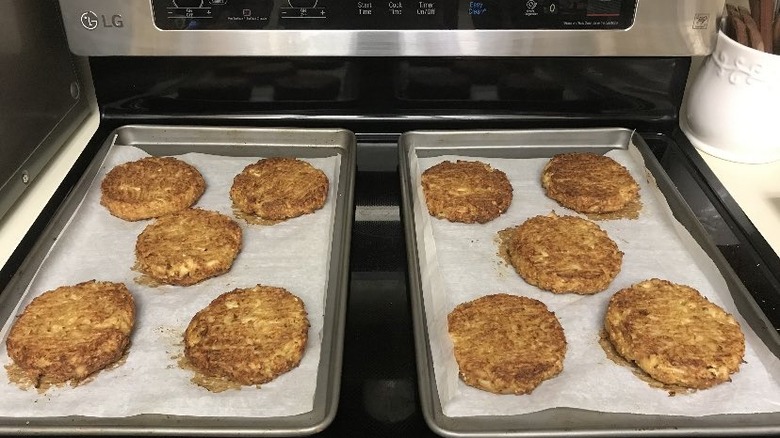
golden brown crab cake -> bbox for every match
[100,156,205,221]
[605,278,745,389]
[134,208,242,286]
[541,152,639,215]
[504,213,623,294]
[6,280,135,387]
[230,157,328,222]
[421,160,513,224]
[184,285,309,386]
[448,293,566,395]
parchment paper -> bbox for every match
[410,144,780,417]
[0,145,341,418]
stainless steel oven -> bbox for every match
[3,0,780,436]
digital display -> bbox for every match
[151,0,636,31]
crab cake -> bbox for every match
[6,280,135,386]
[184,285,309,386]
[605,279,745,389]
[421,160,513,224]
[542,152,639,215]
[448,294,566,395]
[135,208,242,286]
[101,156,205,221]
[505,213,622,294]
[230,157,328,222]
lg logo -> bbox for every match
[80,11,98,30]
[80,11,124,30]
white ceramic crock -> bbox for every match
[682,29,780,164]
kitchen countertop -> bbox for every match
[697,150,780,257]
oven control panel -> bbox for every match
[150,0,636,30]
[57,0,723,56]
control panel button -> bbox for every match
[468,0,507,29]
[543,1,559,15]
[345,1,378,28]
[380,1,446,29]
[280,8,328,18]
[222,0,272,28]
[356,1,374,16]
[416,1,437,16]
[280,0,327,28]
[387,2,403,16]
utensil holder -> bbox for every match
[682,29,780,164]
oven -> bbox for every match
[2,0,780,436]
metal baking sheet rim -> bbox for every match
[0,125,356,436]
[398,127,780,437]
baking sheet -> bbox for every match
[400,128,780,436]
[0,125,354,434]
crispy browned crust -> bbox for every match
[447,293,566,395]
[135,208,242,286]
[184,285,309,386]
[542,153,639,215]
[605,279,745,389]
[230,157,329,222]
[421,160,513,224]
[100,156,205,221]
[505,213,623,294]
[6,280,135,386]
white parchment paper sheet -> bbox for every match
[0,145,341,418]
[410,144,780,417]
